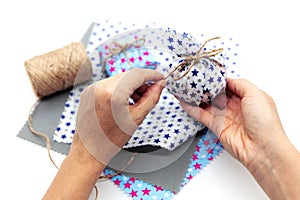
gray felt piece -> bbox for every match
[17,22,201,193]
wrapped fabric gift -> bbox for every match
[163,29,227,106]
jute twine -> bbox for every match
[25,41,136,199]
[164,37,223,80]
[24,42,93,98]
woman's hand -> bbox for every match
[75,68,166,165]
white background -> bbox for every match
[1,0,299,199]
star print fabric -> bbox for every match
[53,21,241,152]
[97,36,159,77]
[102,129,224,199]
[163,29,227,106]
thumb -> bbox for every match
[132,79,166,124]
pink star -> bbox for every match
[206,148,214,154]
[192,154,198,161]
[113,178,121,186]
[208,156,214,161]
[129,190,138,197]
[138,56,143,61]
[121,57,126,63]
[143,51,149,56]
[142,187,151,195]
[194,163,201,170]
[109,66,115,72]
[129,177,136,183]
[145,60,151,66]
[104,45,109,50]
[121,68,126,72]
[187,175,193,180]
[203,140,210,147]
[195,145,201,152]
[129,57,135,63]
[154,185,163,191]
[108,59,115,65]
[124,182,131,189]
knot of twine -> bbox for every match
[25,42,93,98]
[102,38,146,69]
[164,37,223,81]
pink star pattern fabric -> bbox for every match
[103,129,223,199]
[97,36,159,77]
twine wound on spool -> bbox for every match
[25,42,93,98]
[25,41,137,198]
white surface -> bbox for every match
[1,0,299,199]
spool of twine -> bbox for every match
[24,42,93,98]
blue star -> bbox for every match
[168,123,173,128]
[182,88,188,95]
[169,102,174,105]
[174,129,180,134]
[162,120,168,123]
[163,96,168,100]
[166,111,171,115]
[66,122,71,126]
[208,77,214,84]
[164,134,170,139]
[184,125,190,130]
[138,140,144,144]
[220,70,225,77]
[217,76,222,83]
[177,39,183,45]
[202,72,206,78]
[61,115,65,119]
[168,45,175,51]
[143,131,148,134]
[70,111,75,115]
[209,64,214,71]
[190,81,197,88]
[71,130,75,134]
[56,127,61,132]
[154,138,160,144]
[191,69,199,76]
[152,125,158,129]
[169,143,175,149]
[182,32,188,38]
[147,121,152,125]
[171,114,176,118]
[156,116,161,120]
[133,136,139,140]
[179,139,184,144]
[177,118,182,122]
[175,106,180,110]
[159,129,164,133]
[167,37,174,43]
[61,134,66,139]
[65,103,70,108]
[148,134,154,138]
[138,126,143,130]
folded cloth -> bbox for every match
[97,36,159,77]
[163,29,227,107]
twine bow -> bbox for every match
[164,37,223,81]
[102,38,146,69]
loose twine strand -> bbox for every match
[164,37,223,81]
[26,36,222,198]
[102,38,146,69]
[28,100,136,199]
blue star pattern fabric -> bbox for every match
[53,21,241,152]
[163,29,227,106]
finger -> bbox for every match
[179,100,213,129]
[132,79,166,124]
[131,93,141,102]
[227,78,258,98]
[135,84,149,95]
